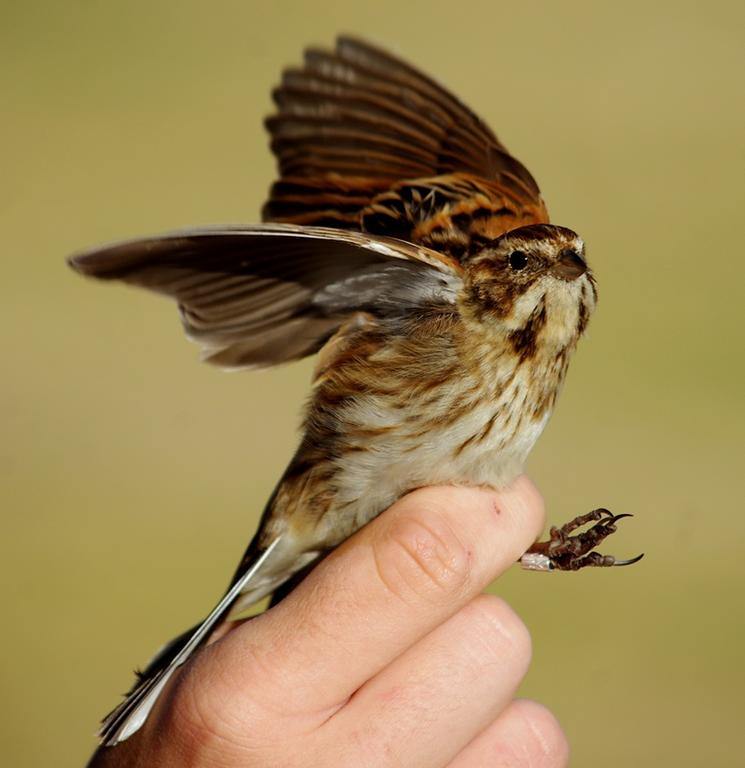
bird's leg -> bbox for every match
[519,509,643,572]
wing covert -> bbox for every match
[263,36,549,249]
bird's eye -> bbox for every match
[509,250,528,270]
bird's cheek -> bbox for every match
[461,281,511,324]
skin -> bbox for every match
[88,478,569,768]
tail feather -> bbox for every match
[98,540,282,746]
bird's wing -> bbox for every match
[69,223,462,370]
[263,35,548,241]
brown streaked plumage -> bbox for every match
[69,36,638,748]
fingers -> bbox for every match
[97,479,552,767]
[207,478,545,722]
[447,699,569,768]
[322,595,532,768]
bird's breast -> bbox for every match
[326,351,560,536]
[305,312,574,544]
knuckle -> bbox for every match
[512,700,569,767]
[375,503,472,602]
[164,674,235,757]
[163,653,253,757]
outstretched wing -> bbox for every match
[263,35,548,242]
[69,224,461,370]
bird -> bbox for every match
[69,35,641,747]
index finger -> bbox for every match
[202,478,544,717]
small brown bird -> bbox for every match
[70,36,640,746]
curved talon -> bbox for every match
[613,553,645,566]
[609,513,633,523]
[525,510,643,571]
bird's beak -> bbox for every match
[552,248,587,281]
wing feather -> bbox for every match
[263,36,546,239]
[69,224,461,370]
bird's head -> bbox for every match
[460,223,597,354]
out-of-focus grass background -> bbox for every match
[3,1,744,765]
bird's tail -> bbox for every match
[97,540,282,747]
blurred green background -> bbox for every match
[3,1,744,765]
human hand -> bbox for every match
[88,477,568,767]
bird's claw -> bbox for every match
[520,509,643,572]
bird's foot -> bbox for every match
[519,508,643,572]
